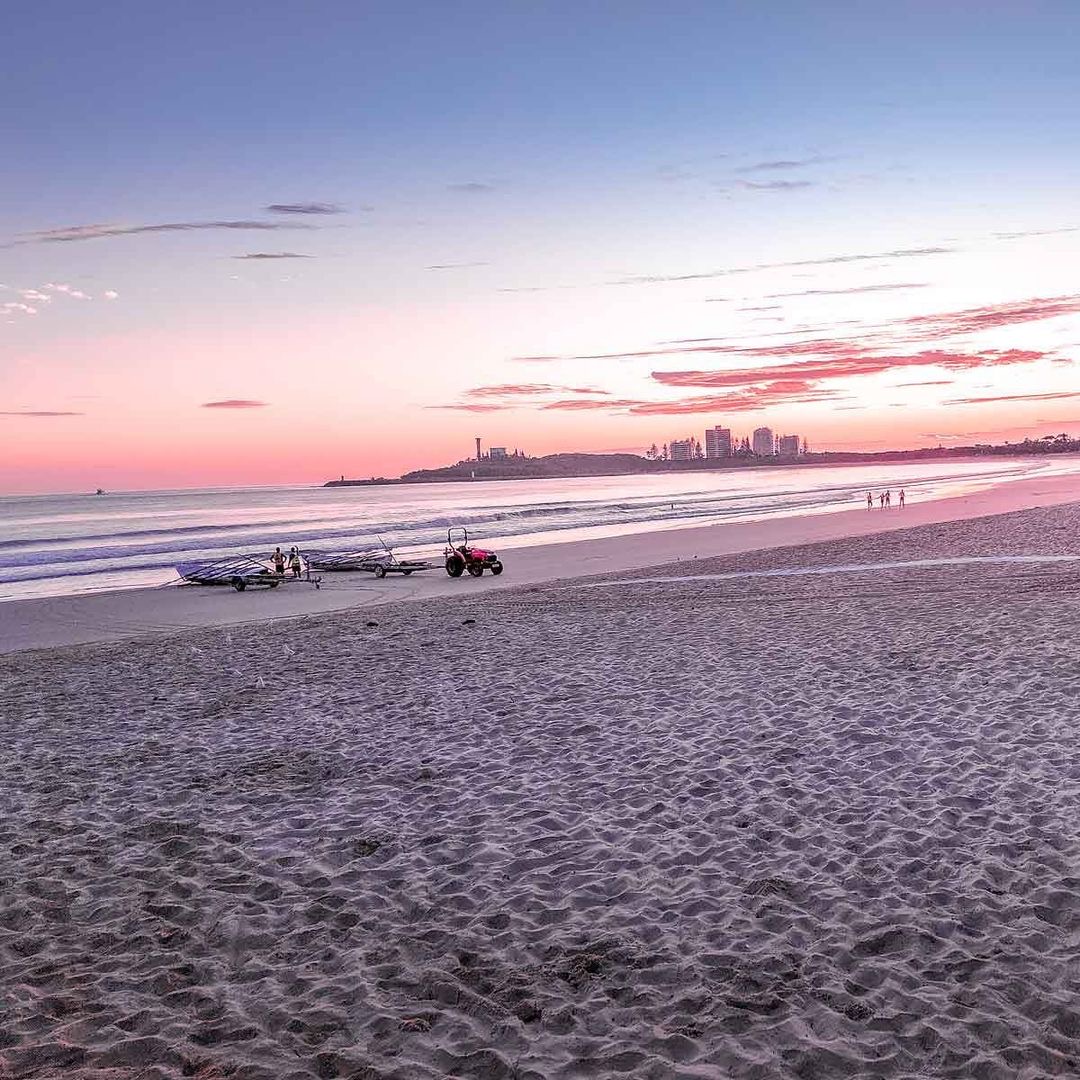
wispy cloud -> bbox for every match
[201,399,268,409]
[764,282,929,299]
[995,225,1078,240]
[265,202,345,215]
[465,383,610,398]
[944,390,1080,405]
[541,398,644,411]
[0,410,84,417]
[610,246,953,286]
[569,295,1080,362]
[735,155,836,174]
[736,179,815,191]
[19,221,315,244]
[2,281,120,322]
[652,349,1049,389]
[233,252,313,260]
[45,282,90,299]
[628,381,847,415]
[431,402,515,412]
[426,262,489,270]
[894,379,954,387]
[510,355,562,363]
[902,295,1080,338]
[448,182,495,193]
[738,304,783,312]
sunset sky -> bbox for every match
[2,1,1079,493]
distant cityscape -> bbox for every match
[468,425,806,465]
[647,425,807,463]
[328,431,1079,486]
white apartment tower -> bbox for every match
[752,426,775,456]
[704,426,733,459]
[778,434,800,459]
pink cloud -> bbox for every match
[541,398,645,410]
[465,383,611,398]
[943,390,1080,405]
[902,295,1080,338]
[0,410,84,417]
[629,380,847,415]
[201,399,268,409]
[651,349,1048,390]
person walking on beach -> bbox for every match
[899,488,906,508]
[288,547,302,579]
[272,547,286,576]
[866,491,873,510]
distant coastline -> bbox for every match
[325,436,1080,487]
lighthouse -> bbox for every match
[475,436,482,461]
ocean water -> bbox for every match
[1,458,1074,602]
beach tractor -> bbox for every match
[444,527,503,578]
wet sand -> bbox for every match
[2,501,1080,1077]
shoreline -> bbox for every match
[3,467,1080,655]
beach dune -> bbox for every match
[1,502,1080,1078]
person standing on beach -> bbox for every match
[879,492,886,509]
[885,489,892,508]
[272,547,286,575]
[289,547,302,579]
[866,491,873,510]
[899,488,906,508]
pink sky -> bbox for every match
[3,5,1079,493]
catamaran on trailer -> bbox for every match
[303,547,434,578]
[176,555,284,591]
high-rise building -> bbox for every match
[669,438,693,461]
[751,426,774,456]
[704,426,733,459]
[778,434,800,459]
[489,446,508,460]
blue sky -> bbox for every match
[2,1,1079,490]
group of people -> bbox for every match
[867,488,905,510]
[271,546,303,578]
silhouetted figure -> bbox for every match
[272,547,286,575]
[866,491,873,510]
[289,547,302,579]
[885,489,892,508]
[879,492,886,509]
[899,488,906,508]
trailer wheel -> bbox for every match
[491,562,503,576]
[231,577,246,592]
[373,565,386,579]
[403,570,413,576]
[268,579,279,588]
[468,563,484,577]
[446,556,465,577]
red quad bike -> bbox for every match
[444,527,504,578]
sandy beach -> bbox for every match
[2,497,1080,1079]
